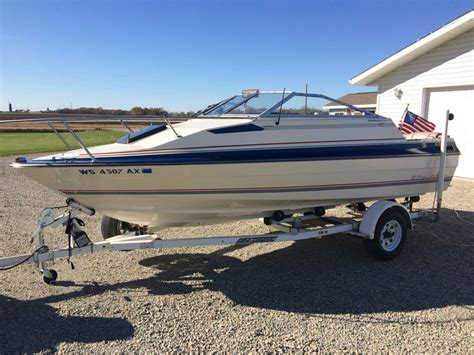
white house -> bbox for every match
[350,10,474,178]
[323,92,377,115]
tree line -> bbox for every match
[51,107,195,117]
[130,107,196,117]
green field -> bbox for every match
[0,130,125,156]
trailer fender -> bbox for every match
[360,201,412,239]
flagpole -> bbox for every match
[399,104,409,125]
[435,109,452,220]
[398,104,410,131]
[401,103,409,120]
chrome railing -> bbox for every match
[1,116,188,161]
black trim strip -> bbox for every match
[61,177,451,195]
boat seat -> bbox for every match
[403,131,441,140]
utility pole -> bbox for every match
[304,84,308,115]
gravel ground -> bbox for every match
[0,155,473,352]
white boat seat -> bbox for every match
[403,131,441,140]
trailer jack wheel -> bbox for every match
[364,209,408,260]
[42,269,58,284]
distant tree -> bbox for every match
[144,107,168,116]
[131,106,145,115]
[169,110,195,117]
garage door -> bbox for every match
[426,86,474,178]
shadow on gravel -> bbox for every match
[0,295,134,352]
[135,208,474,315]
[12,209,473,322]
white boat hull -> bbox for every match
[11,91,461,229]
[16,154,458,228]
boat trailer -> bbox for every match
[0,198,429,284]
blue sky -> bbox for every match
[1,0,472,112]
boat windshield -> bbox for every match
[198,91,377,118]
[226,93,289,115]
[203,95,249,116]
[269,94,377,117]
[200,92,288,117]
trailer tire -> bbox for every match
[364,209,408,260]
[101,216,132,240]
[43,269,58,284]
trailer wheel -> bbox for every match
[43,269,58,284]
[364,209,408,260]
[101,216,132,239]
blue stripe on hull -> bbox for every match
[20,142,453,167]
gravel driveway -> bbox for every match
[0,155,473,352]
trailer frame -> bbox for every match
[0,198,428,284]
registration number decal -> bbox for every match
[78,168,152,175]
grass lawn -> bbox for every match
[0,130,125,156]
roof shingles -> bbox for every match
[326,92,377,107]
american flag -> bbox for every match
[399,110,436,134]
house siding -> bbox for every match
[373,28,474,121]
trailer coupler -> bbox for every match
[25,199,94,283]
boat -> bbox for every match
[11,90,460,230]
